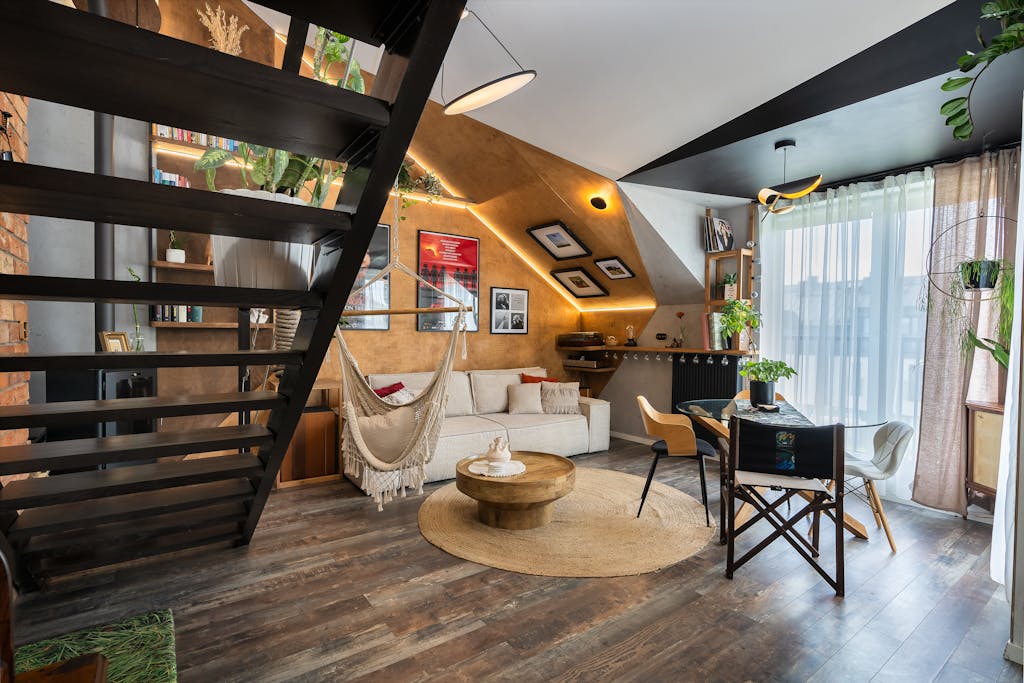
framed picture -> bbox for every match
[704,216,735,252]
[527,221,591,261]
[417,230,480,332]
[551,267,608,298]
[343,223,391,330]
[594,257,635,280]
[490,287,528,334]
[98,331,130,352]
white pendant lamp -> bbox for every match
[441,9,536,116]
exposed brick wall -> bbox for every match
[0,92,29,456]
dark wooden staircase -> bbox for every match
[0,0,465,589]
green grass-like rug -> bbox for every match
[15,609,177,682]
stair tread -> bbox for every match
[0,164,352,244]
[20,502,249,557]
[0,274,321,309]
[0,424,274,476]
[0,390,284,430]
[0,1,390,161]
[9,479,254,539]
[0,349,303,372]
[0,455,263,509]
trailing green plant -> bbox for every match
[740,358,797,383]
[720,299,761,349]
[420,171,443,196]
[126,266,145,352]
[721,272,738,286]
[940,1,1024,140]
[941,258,1014,368]
[312,27,365,93]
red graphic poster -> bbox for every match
[417,230,479,332]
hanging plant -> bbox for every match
[940,1,1024,140]
[942,257,1014,368]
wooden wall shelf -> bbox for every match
[151,260,214,272]
[151,322,274,330]
[559,345,755,356]
[562,366,616,374]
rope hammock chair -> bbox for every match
[335,207,470,510]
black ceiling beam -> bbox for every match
[622,0,987,181]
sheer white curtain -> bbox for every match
[760,170,934,499]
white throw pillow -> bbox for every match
[470,372,522,414]
[356,406,416,464]
[381,387,417,405]
[541,382,581,415]
[507,383,544,415]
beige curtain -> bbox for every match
[914,148,1019,513]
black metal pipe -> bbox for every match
[90,0,115,350]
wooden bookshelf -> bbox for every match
[151,260,214,272]
[151,321,274,330]
[562,366,617,374]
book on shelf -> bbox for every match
[151,123,238,151]
[701,312,710,350]
[703,216,735,252]
[152,169,191,188]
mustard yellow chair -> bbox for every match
[636,396,715,525]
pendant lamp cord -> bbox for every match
[465,10,527,71]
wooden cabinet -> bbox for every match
[278,408,339,487]
[966,400,1003,510]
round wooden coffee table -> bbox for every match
[455,452,575,530]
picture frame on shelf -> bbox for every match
[342,223,391,331]
[704,216,735,252]
[98,331,131,352]
[594,257,635,280]
[551,267,608,298]
[416,230,480,332]
[490,287,528,334]
[527,221,591,260]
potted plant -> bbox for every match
[720,299,761,350]
[942,258,1014,368]
[740,358,797,407]
[959,259,1001,289]
[165,231,186,263]
[720,272,738,300]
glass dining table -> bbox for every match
[676,398,881,544]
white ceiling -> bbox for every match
[435,0,958,179]
[246,1,957,180]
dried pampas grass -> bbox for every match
[197,3,249,56]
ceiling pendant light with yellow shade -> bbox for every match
[441,9,536,116]
[758,139,822,216]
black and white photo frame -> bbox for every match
[594,256,635,280]
[527,221,591,261]
[490,287,529,334]
[551,267,608,298]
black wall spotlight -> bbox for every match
[590,196,607,210]
[0,111,13,162]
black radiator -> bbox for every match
[671,354,742,409]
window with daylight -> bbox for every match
[759,169,935,498]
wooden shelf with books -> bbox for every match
[151,321,274,330]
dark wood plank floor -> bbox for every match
[14,439,1022,682]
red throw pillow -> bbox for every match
[521,374,559,384]
[373,382,405,398]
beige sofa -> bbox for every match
[345,366,610,492]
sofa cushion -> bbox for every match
[507,383,543,414]
[521,373,559,384]
[469,371,522,415]
[541,381,581,415]
[367,371,473,417]
[479,412,589,456]
[373,381,405,398]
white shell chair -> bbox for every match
[844,421,914,552]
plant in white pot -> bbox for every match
[739,358,797,407]
[165,231,186,263]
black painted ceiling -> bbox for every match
[620,0,1024,197]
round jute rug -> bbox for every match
[418,467,716,577]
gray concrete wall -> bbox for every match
[27,102,153,403]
